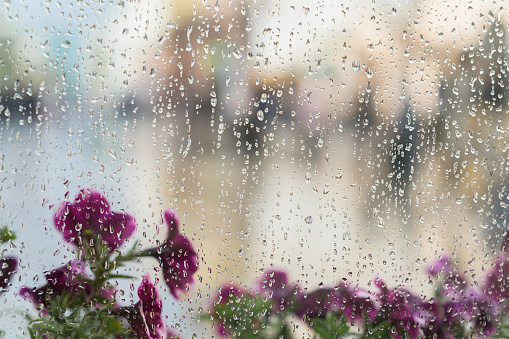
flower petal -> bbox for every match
[99,211,136,250]
[0,257,17,293]
[72,188,111,225]
[132,275,167,339]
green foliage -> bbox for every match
[495,324,509,338]
[213,295,273,337]
[28,307,135,339]
[309,313,350,339]
[362,320,394,338]
[25,233,136,338]
[0,225,16,244]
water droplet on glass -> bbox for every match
[335,168,343,180]
[257,110,264,121]
[218,123,225,134]
[233,48,242,59]
[304,216,313,224]
[352,61,360,71]
[365,67,373,78]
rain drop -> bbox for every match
[257,110,264,121]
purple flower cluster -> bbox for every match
[212,241,509,339]
[295,281,376,323]
[20,261,93,311]
[50,189,198,298]
[18,188,198,339]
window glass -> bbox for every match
[1,1,507,337]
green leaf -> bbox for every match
[28,327,37,339]
[107,274,137,280]
[30,318,63,335]
[0,225,16,244]
[101,317,123,334]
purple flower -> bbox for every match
[423,257,500,339]
[117,275,167,339]
[295,282,376,323]
[484,255,509,302]
[215,283,247,305]
[256,269,299,311]
[426,253,452,276]
[373,277,422,339]
[54,188,136,251]
[338,284,377,323]
[151,210,198,300]
[20,261,92,311]
[418,299,452,338]
[466,288,499,336]
[295,287,336,321]
[0,257,17,294]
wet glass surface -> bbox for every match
[0,1,508,337]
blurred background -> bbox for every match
[0,0,508,337]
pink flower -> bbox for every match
[54,188,136,251]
